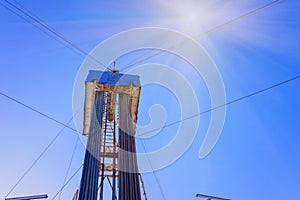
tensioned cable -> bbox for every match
[57,137,80,200]
[0,2,86,65]
[28,73,298,200]
[3,0,107,69]
[0,1,83,60]
[137,74,300,200]
[4,116,75,198]
[0,91,79,133]
[120,0,284,71]
[1,0,284,72]
[4,105,83,198]
[139,75,300,137]
[51,164,84,200]
[1,75,299,147]
[0,0,286,142]
[2,74,298,198]
[0,0,108,70]
[123,1,283,198]
[1,0,284,76]
[139,140,167,200]
[0,0,291,197]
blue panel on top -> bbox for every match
[86,70,141,87]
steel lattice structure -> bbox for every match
[74,70,147,200]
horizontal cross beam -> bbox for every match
[196,193,230,200]
[5,194,48,200]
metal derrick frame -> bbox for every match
[95,82,147,200]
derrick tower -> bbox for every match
[74,70,147,200]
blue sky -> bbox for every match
[0,0,300,199]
